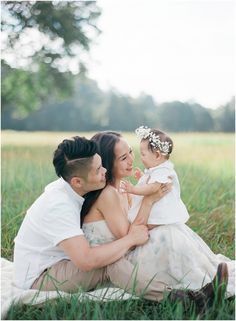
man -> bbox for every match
[14,136,228,311]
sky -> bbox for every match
[86,0,235,109]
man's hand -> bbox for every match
[128,224,149,246]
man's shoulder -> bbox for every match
[44,178,68,197]
[39,179,72,208]
[44,178,64,192]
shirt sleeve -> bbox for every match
[41,202,84,246]
[148,168,171,184]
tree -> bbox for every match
[133,94,158,128]
[212,97,235,132]
[1,60,75,118]
[190,103,214,131]
[157,101,196,132]
[1,1,101,115]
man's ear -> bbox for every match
[70,176,85,189]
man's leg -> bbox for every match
[106,257,172,301]
[31,259,108,293]
[106,258,229,309]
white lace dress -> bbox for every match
[82,220,235,297]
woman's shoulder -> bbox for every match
[99,185,119,200]
[96,185,121,210]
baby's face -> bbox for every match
[140,140,159,169]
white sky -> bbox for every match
[87,0,235,109]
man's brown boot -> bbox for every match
[168,262,229,313]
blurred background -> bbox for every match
[1,0,235,132]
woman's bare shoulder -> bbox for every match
[97,185,119,203]
[101,185,118,197]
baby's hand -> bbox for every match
[120,180,134,193]
[134,167,143,180]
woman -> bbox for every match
[81,131,234,296]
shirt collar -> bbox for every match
[61,178,85,207]
[144,160,173,174]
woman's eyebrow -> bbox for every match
[118,153,126,159]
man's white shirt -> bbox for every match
[14,178,84,289]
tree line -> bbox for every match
[1,1,234,133]
[2,76,235,132]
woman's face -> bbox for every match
[113,137,134,179]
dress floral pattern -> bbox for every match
[82,220,235,296]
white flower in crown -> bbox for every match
[135,126,172,154]
[161,142,171,154]
[135,126,151,139]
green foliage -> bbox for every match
[189,103,214,131]
[2,1,100,52]
[2,75,235,132]
[157,101,196,132]
[1,61,75,117]
[212,97,235,132]
[1,1,101,115]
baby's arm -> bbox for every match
[122,181,162,196]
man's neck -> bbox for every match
[70,184,85,197]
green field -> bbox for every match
[1,130,235,320]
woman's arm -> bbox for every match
[96,186,130,238]
[95,183,172,238]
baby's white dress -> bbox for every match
[128,160,189,225]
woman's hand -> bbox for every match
[143,182,172,205]
[128,224,149,246]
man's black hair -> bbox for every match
[53,136,98,182]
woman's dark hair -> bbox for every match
[53,136,98,182]
[81,131,122,225]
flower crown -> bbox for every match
[135,126,172,155]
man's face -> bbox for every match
[83,153,107,193]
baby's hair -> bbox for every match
[144,129,173,159]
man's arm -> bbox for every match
[59,224,149,271]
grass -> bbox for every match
[1,130,235,320]
[6,296,236,320]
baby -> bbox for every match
[124,126,189,227]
